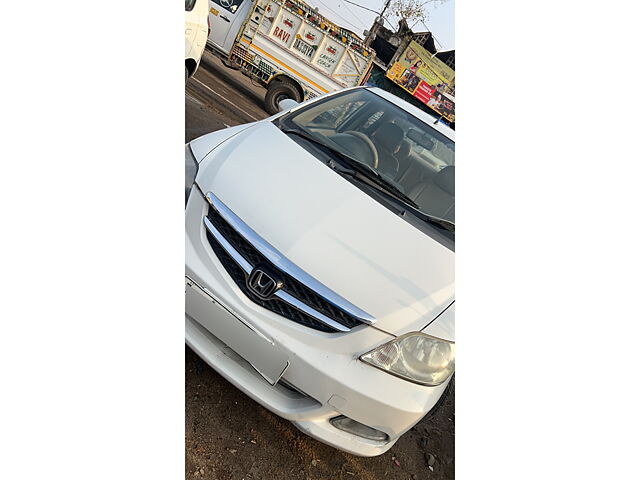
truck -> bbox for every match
[206,0,375,114]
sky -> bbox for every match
[307,0,455,51]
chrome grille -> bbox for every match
[203,192,375,333]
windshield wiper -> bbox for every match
[282,128,418,205]
[282,128,454,233]
[404,209,455,232]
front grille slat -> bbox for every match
[206,229,337,332]
[203,196,367,333]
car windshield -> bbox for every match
[279,89,454,223]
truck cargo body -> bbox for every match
[206,0,375,112]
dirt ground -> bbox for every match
[186,347,454,480]
[185,51,455,480]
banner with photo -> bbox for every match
[386,40,455,122]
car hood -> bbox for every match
[194,121,454,336]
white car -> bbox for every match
[185,87,455,456]
[185,0,209,81]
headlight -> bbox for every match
[360,332,455,386]
[185,144,199,206]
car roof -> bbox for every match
[364,87,455,141]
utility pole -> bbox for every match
[364,0,392,47]
[380,0,392,18]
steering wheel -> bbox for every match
[339,131,379,169]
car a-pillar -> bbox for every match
[264,75,304,115]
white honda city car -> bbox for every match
[185,87,455,456]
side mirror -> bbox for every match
[278,98,299,112]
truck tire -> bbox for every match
[265,79,302,115]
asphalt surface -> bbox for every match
[185,49,455,480]
[186,52,268,142]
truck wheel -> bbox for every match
[265,79,302,115]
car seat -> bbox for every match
[407,165,455,222]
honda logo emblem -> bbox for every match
[247,267,282,299]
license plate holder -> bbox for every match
[186,277,290,385]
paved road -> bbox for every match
[186,52,268,142]
[185,49,455,480]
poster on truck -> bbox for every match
[386,40,455,122]
[314,36,346,75]
[292,24,323,59]
[270,10,302,48]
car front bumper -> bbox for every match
[185,190,450,456]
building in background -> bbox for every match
[365,18,455,126]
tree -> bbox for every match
[387,0,449,27]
